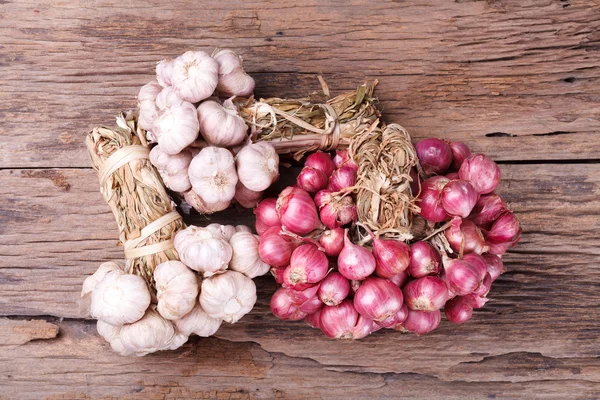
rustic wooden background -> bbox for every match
[1,0,600,398]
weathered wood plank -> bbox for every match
[0,319,598,400]
[1,0,600,168]
[0,318,58,346]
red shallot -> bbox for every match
[283,244,328,290]
[449,141,471,171]
[444,296,473,324]
[459,154,501,195]
[254,198,281,235]
[418,176,450,223]
[415,138,453,175]
[372,237,411,278]
[354,277,404,322]
[441,180,478,218]
[297,167,329,193]
[338,230,377,280]
[270,288,307,321]
[258,227,297,267]
[318,272,351,306]
[401,309,441,335]
[403,276,449,311]
[319,228,345,257]
[305,151,335,176]
[329,166,357,192]
[277,186,321,235]
[320,300,376,339]
[445,217,489,255]
[407,241,442,278]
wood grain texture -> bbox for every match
[0,318,58,346]
[1,0,600,168]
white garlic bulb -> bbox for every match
[171,51,219,103]
[234,180,263,209]
[174,303,222,337]
[229,232,270,278]
[199,271,257,323]
[156,59,174,88]
[97,320,133,356]
[205,223,237,241]
[154,261,199,320]
[119,308,188,356]
[212,49,255,97]
[90,270,151,326]
[153,98,199,155]
[197,100,247,147]
[149,145,193,192]
[183,189,231,214]
[174,225,233,276]
[81,261,123,297]
[137,81,162,132]
[235,142,279,192]
[155,86,184,110]
[235,225,252,233]
[189,147,238,204]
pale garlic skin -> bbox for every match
[154,261,199,321]
[234,180,263,209]
[199,270,257,323]
[205,223,237,241]
[96,320,133,356]
[182,189,231,214]
[81,261,123,297]
[171,51,219,103]
[173,225,233,276]
[197,100,248,147]
[174,302,222,337]
[156,59,174,88]
[235,142,279,192]
[149,145,193,192]
[119,308,188,357]
[152,97,199,155]
[188,146,238,204]
[137,80,162,132]
[235,225,252,233]
[212,49,255,97]
[229,232,269,279]
[90,270,151,327]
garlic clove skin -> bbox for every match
[171,51,219,103]
[149,146,193,192]
[235,142,279,192]
[81,261,123,297]
[199,270,257,323]
[182,190,231,214]
[90,270,151,326]
[119,308,187,356]
[234,180,263,209]
[153,101,199,155]
[174,303,222,337]
[189,147,238,204]
[156,59,175,88]
[97,320,134,356]
[154,261,200,321]
[212,49,255,97]
[173,226,233,276]
[197,100,248,147]
[229,232,270,278]
[235,225,252,233]
[205,223,237,241]
[137,81,162,132]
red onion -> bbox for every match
[254,198,281,235]
[270,288,307,321]
[298,295,324,314]
[270,267,286,284]
[320,300,376,339]
[319,228,345,257]
[459,154,501,195]
[304,309,322,329]
[403,276,449,311]
[338,230,376,280]
[377,304,409,328]
[473,273,493,297]
[444,297,473,324]
[469,194,508,228]
[277,186,321,235]
[297,166,329,193]
[445,217,489,255]
[441,180,478,218]
[354,277,404,321]
[445,172,459,180]
[372,237,411,278]
[443,255,487,296]
[319,196,357,229]
[415,138,452,175]
[449,141,471,171]
[407,241,442,278]
[388,272,409,287]
[464,293,489,309]
[258,227,298,267]
[350,279,361,295]
[305,151,335,176]
[283,244,328,290]
[417,176,450,223]
[332,150,358,171]
[440,271,458,300]
[486,211,521,244]
[487,241,510,255]
[318,272,351,306]
[314,189,333,209]
[401,309,441,335]
[462,253,488,276]
[235,181,263,209]
[409,168,422,196]
[483,254,505,281]
[329,166,357,192]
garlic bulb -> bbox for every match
[171,51,219,103]
[235,225,252,233]
[137,81,162,131]
[183,189,231,214]
[153,96,199,155]
[81,261,123,297]
[212,49,255,97]
[196,100,247,147]
[189,147,238,204]
[97,320,133,356]
[206,223,237,241]
[235,142,279,192]
[199,270,257,323]
[156,59,174,88]
[174,303,222,337]
[155,86,184,110]
[149,145,193,192]
[229,232,269,278]
[90,270,151,326]
[154,261,199,320]
[174,225,233,276]
[119,308,188,356]
[234,180,263,209]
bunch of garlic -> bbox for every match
[138,49,279,214]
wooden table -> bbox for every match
[2,0,599,398]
